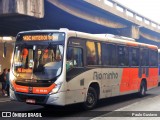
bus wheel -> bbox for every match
[138,81,146,97]
[83,87,97,110]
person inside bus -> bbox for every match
[42,49,62,77]
[37,49,51,73]
[43,49,50,64]
[55,51,61,61]
[54,51,62,75]
[22,48,28,68]
[43,49,57,63]
[66,48,74,71]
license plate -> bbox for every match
[26,99,36,104]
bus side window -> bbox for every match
[140,48,149,67]
[158,50,160,75]
[131,47,139,66]
[86,41,97,65]
[118,45,129,66]
[101,43,117,66]
[158,51,160,65]
[66,47,83,70]
[149,49,158,67]
[97,43,102,65]
[101,43,109,65]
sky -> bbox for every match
[115,0,160,23]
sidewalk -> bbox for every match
[0,84,9,98]
[0,89,9,100]
[91,95,160,120]
[0,87,11,102]
[0,88,10,102]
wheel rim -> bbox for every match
[86,92,95,107]
[141,86,145,95]
[141,83,146,95]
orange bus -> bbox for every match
[9,29,158,109]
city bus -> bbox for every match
[9,28,158,109]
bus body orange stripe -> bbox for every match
[120,68,158,93]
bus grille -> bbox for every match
[15,93,48,104]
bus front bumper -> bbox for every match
[10,89,65,106]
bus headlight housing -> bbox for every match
[49,82,62,94]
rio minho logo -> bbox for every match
[2,112,11,117]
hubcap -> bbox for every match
[87,92,95,106]
[141,85,145,95]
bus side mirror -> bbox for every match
[3,42,7,58]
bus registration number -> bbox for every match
[26,99,36,104]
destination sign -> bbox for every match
[17,32,65,42]
[23,35,58,41]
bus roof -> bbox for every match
[17,28,158,49]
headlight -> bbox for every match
[49,82,62,94]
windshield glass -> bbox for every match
[13,43,64,80]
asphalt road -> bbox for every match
[0,86,160,120]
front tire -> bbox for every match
[83,87,98,110]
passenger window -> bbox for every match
[140,48,149,66]
[102,43,109,65]
[131,47,139,66]
[86,41,97,65]
[158,52,160,65]
[118,46,129,66]
[97,43,102,65]
[102,43,117,66]
[66,47,83,70]
[149,50,158,67]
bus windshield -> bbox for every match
[12,42,64,80]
